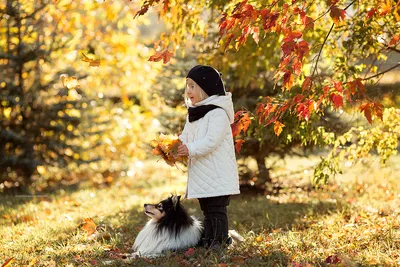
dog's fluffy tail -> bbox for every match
[228,229,244,243]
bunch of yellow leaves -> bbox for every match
[150,134,188,166]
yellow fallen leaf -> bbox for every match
[28,257,39,267]
[81,218,96,236]
[1,258,14,267]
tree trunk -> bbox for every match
[256,155,272,185]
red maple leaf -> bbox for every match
[293,94,304,103]
[326,255,341,264]
[330,5,346,25]
[296,102,311,121]
[282,31,302,43]
[297,40,309,61]
[359,103,372,123]
[302,76,312,92]
[261,9,279,30]
[231,122,241,137]
[366,8,377,19]
[232,111,251,136]
[301,14,314,31]
[223,34,235,52]
[292,60,302,75]
[330,93,343,109]
[163,0,170,13]
[389,34,400,46]
[283,71,294,90]
[235,139,245,154]
[184,247,195,257]
[281,40,296,56]
[333,81,343,92]
[373,102,384,121]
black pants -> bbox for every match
[198,195,230,243]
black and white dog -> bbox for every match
[132,195,203,257]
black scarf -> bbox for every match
[188,104,221,122]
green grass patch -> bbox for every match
[1,156,399,266]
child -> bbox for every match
[177,65,240,249]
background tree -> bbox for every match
[0,0,162,192]
[0,0,105,190]
[135,0,400,186]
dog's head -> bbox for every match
[143,195,181,221]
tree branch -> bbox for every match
[362,63,400,81]
[311,0,357,79]
[311,23,334,78]
[344,0,357,11]
[387,46,400,54]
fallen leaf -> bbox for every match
[326,255,341,264]
[28,257,39,266]
[142,258,152,264]
[232,256,247,263]
[184,247,195,256]
[81,218,96,236]
[1,258,14,267]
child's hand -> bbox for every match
[177,144,189,157]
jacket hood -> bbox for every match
[186,92,235,124]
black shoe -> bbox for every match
[225,236,233,246]
[201,238,212,248]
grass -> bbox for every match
[1,155,399,266]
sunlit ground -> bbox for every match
[1,155,399,266]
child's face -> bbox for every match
[186,78,205,105]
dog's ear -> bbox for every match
[171,195,181,209]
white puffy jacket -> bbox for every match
[179,93,240,199]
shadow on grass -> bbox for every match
[88,194,341,266]
[178,194,339,233]
[0,182,91,220]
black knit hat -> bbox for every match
[186,65,226,96]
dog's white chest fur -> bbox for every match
[133,216,202,257]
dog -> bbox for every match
[132,195,203,257]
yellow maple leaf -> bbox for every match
[81,52,101,67]
[150,134,187,166]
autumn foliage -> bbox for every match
[135,0,400,158]
[150,134,188,166]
